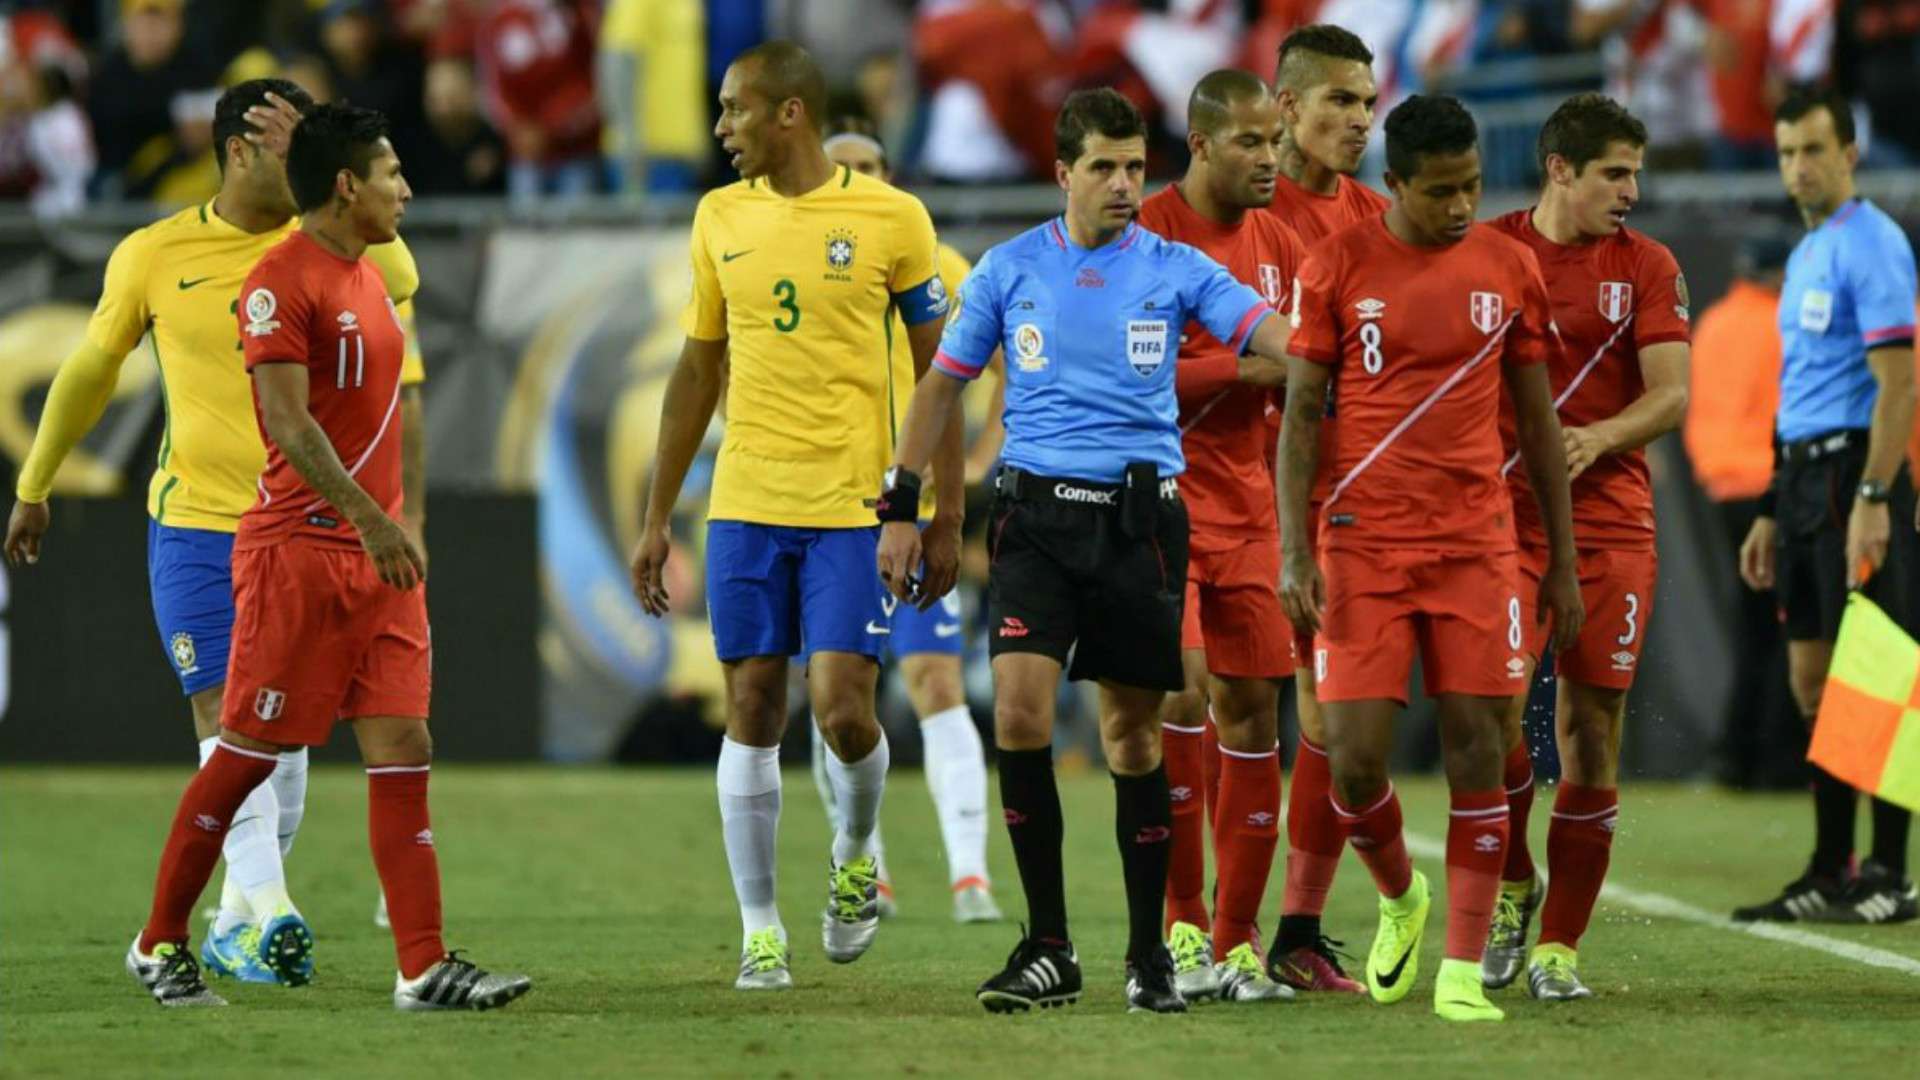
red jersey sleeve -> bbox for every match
[1287,249,1341,366]
[1504,249,1558,370]
[240,257,317,371]
[1632,240,1692,349]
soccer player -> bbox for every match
[1476,94,1692,1001]
[630,42,962,991]
[127,102,528,1011]
[5,79,426,988]
[808,119,1004,925]
[876,88,1295,1014]
[1261,24,1391,994]
[1735,87,1920,924]
[1278,95,1584,1024]
[1133,69,1302,1004]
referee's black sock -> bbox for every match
[1869,797,1911,877]
[1811,765,1858,878]
[1113,764,1172,965]
[998,747,1069,944]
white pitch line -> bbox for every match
[1403,833,1920,977]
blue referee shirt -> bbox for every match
[934,218,1272,483]
[1776,198,1919,442]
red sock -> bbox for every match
[1332,783,1413,899]
[369,765,446,978]
[1201,710,1223,830]
[1212,746,1282,957]
[140,743,279,952]
[1502,742,1536,883]
[1161,723,1210,933]
[1283,735,1343,916]
[1538,784,1618,950]
[1445,789,1510,962]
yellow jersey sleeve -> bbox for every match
[888,195,941,296]
[85,228,155,357]
[936,243,972,308]
[683,195,727,341]
[365,236,420,305]
[396,298,425,385]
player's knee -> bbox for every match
[389,723,433,763]
[1329,762,1389,808]
[902,658,964,717]
[1158,687,1206,728]
[994,698,1053,750]
[1102,718,1160,775]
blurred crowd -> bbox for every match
[0,0,1913,216]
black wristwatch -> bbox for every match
[1858,479,1891,504]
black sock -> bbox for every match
[1113,765,1172,965]
[998,747,1068,944]
[1811,765,1858,877]
[1276,913,1323,954]
[1870,797,1911,877]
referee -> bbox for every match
[874,88,1294,1014]
[1736,87,1920,924]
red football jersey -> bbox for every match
[1268,172,1391,244]
[237,230,409,552]
[1288,218,1559,552]
[1137,183,1305,538]
[1489,209,1690,551]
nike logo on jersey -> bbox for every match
[722,250,754,262]
[934,622,961,638]
[178,276,214,290]
[865,621,891,635]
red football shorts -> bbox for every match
[222,542,432,746]
[1314,547,1526,704]
[1517,543,1656,690]
[1291,501,1321,674]
[1180,529,1293,678]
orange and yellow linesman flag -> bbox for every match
[1810,593,1920,811]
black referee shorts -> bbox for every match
[985,470,1189,692]
[1774,432,1919,641]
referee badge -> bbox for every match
[1127,320,1168,377]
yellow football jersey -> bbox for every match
[85,201,420,532]
[684,165,942,528]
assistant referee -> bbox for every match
[1736,87,1920,925]
[874,88,1295,1015]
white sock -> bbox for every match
[202,737,295,926]
[272,748,309,857]
[826,730,890,865]
[920,705,991,886]
[717,737,785,945]
[809,722,840,832]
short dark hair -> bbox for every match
[286,102,391,212]
[1275,24,1374,91]
[1537,93,1647,175]
[213,78,315,175]
[734,40,828,131]
[1188,68,1272,137]
[1056,87,1145,165]
[1384,94,1478,181]
[1775,86,1855,146]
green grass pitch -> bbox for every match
[3,766,1916,1077]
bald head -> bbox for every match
[1275,24,1374,93]
[733,40,828,133]
[1188,68,1273,137]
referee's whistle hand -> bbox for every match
[1738,516,1776,591]
[1280,554,1324,636]
[631,527,672,617]
[877,522,923,605]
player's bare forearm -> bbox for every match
[1508,362,1577,566]
[400,387,426,530]
[1862,345,1916,487]
[892,370,964,477]
[1584,342,1690,454]
[254,365,386,528]
[15,341,127,502]
[643,336,726,528]
[1278,357,1327,564]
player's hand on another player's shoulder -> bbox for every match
[4,499,49,567]
[916,513,962,611]
[357,511,426,591]
[1539,558,1585,654]
[1279,550,1324,636]
[1738,515,1777,591]
[876,521,924,607]
[631,523,672,617]
[1562,425,1605,481]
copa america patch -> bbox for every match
[244,287,281,337]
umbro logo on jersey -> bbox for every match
[722,249,754,262]
[1611,650,1637,670]
[1506,657,1527,677]
[178,276,214,290]
[1474,833,1502,853]
[1355,298,1387,320]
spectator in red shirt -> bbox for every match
[473,0,602,200]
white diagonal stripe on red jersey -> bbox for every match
[302,374,404,512]
[1500,314,1634,479]
[1328,313,1519,509]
